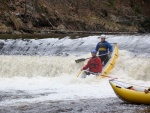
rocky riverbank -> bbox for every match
[0,0,149,35]
[0,97,150,113]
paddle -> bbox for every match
[77,70,82,77]
[75,53,109,63]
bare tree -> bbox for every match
[88,0,92,10]
[76,0,80,14]
[33,0,39,12]
[24,0,27,17]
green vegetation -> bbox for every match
[130,0,141,14]
[134,6,141,14]
[117,8,122,15]
[108,0,115,7]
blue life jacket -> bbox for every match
[96,41,112,55]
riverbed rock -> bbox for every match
[0,24,12,34]
[0,41,4,49]
[9,15,26,31]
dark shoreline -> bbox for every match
[0,31,147,39]
[0,98,150,113]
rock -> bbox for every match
[56,24,66,31]
[0,41,4,49]
[109,14,119,22]
[0,24,13,34]
[14,31,22,34]
[9,14,25,31]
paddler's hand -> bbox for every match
[108,52,112,59]
[81,69,83,71]
[97,73,101,76]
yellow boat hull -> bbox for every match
[78,43,119,78]
[98,43,119,78]
[109,79,150,105]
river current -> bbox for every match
[0,34,150,112]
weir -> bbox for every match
[0,34,149,80]
[0,34,149,56]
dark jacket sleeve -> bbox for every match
[106,42,113,52]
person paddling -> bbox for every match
[81,50,102,77]
[95,34,112,66]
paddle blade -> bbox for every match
[75,58,86,63]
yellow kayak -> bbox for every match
[78,43,119,78]
[109,79,150,105]
[97,43,119,78]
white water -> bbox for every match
[0,34,150,106]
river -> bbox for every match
[0,34,150,113]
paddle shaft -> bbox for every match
[87,53,109,60]
[75,53,109,63]
[77,70,82,77]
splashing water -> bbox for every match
[0,34,150,106]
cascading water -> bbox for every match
[0,34,150,109]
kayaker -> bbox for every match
[81,50,102,75]
[95,34,113,66]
